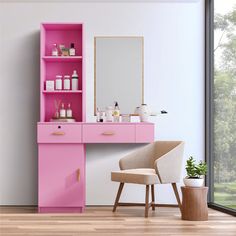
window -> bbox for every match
[206,0,236,215]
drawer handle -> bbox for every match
[102,131,115,136]
[77,169,80,182]
[51,131,65,136]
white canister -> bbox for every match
[106,106,113,122]
[63,75,70,90]
[71,70,79,90]
[55,75,62,90]
[139,104,150,122]
[46,80,54,91]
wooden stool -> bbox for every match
[181,186,208,221]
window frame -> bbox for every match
[205,0,236,217]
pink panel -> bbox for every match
[136,124,154,143]
[82,124,136,143]
[38,144,85,207]
[38,124,82,143]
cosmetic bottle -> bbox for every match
[66,103,72,118]
[106,106,113,122]
[63,75,70,90]
[96,108,100,122]
[113,102,120,122]
[60,103,66,118]
[71,70,79,90]
[69,43,76,56]
[52,43,58,56]
[55,75,62,90]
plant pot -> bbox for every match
[183,177,204,187]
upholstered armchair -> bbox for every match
[111,141,185,217]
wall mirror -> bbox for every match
[94,36,144,115]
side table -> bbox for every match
[181,186,208,221]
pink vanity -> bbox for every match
[37,23,154,213]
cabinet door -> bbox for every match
[38,144,85,207]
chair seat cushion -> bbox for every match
[111,168,160,185]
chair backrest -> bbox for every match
[119,141,184,170]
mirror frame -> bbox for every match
[94,36,144,115]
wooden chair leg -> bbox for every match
[151,185,155,211]
[145,185,150,218]
[171,183,182,212]
[113,183,124,212]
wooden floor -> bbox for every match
[0,206,236,236]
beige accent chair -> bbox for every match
[111,141,185,217]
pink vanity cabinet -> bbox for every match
[38,23,155,213]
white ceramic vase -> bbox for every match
[183,177,204,187]
[139,104,150,122]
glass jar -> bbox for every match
[106,106,113,122]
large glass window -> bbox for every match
[213,0,236,210]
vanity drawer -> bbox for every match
[136,123,154,143]
[37,124,82,143]
[82,124,136,143]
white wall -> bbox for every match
[0,1,205,205]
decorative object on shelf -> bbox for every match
[51,43,58,56]
[46,80,54,91]
[113,101,120,122]
[139,104,150,122]
[66,103,73,118]
[105,106,113,122]
[59,103,66,118]
[121,114,131,122]
[71,70,79,90]
[69,43,76,56]
[183,156,207,187]
[54,99,61,119]
[55,75,62,90]
[63,75,70,90]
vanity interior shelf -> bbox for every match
[43,90,82,94]
[42,56,82,62]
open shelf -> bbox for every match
[43,90,82,94]
[42,56,82,62]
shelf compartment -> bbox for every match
[42,56,82,62]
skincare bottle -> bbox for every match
[113,102,120,122]
[69,43,76,56]
[71,70,79,90]
[96,108,100,122]
[63,75,70,90]
[60,103,66,118]
[55,75,62,90]
[66,103,72,118]
[52,43,58,56]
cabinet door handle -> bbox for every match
[102,131,115,136]
[77,169,80,182]
[51,131,65,136]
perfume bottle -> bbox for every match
[60,103,66,118]
[52,43,58,56]
[66,103,72,118]
[69,43,76,56]
[113,101,120,122]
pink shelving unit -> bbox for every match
[40,23,85,122]
[38,23,85,213]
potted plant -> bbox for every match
[183,156,207,187]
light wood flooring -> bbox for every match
[0,206,236,236]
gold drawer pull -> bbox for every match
[102,131,115,136]
[77,169,80,182]
[51,131,65,136]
